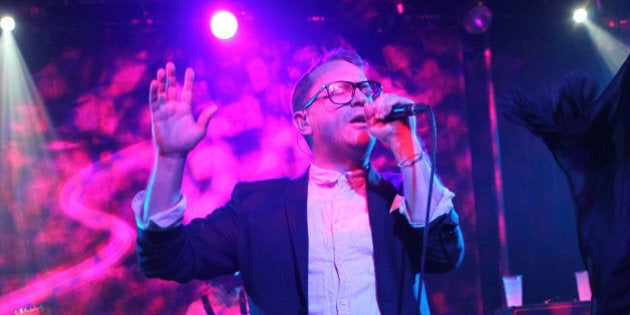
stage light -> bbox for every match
[396,2,404,15]
[573,8,588,23]
[463,3,492,34]
[210,10,238,40]
[1,16,16,32]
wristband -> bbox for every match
[397,153,424,167]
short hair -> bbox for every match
[291,48,366,113]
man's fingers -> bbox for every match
[364,101,375,119]
[151,63,195,112]
[149,79,158,104]
[182,68,195,104]
[197,105,218,131]
[156,68,166,94]
[166,62,178,100]
[376,93,396,120]
[149,79,167,112]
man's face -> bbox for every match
[303,60,376,158]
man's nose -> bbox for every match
[350,87,367,106]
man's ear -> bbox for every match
[292,111,312,135]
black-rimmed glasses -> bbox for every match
[302,80,383,110]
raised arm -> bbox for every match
[142,62,217,223]
[364,93,453,226]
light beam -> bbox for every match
[1,18,59,311]
[1,25,56,183]
[580,19,630,74]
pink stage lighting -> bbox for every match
[210,10,238,40]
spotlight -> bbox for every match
[1,16,16,32]
[463,4,492,35]
[396,2,404,15]
[210,10,238,40]
[573,8,588,23]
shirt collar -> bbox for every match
[309,163,367,189]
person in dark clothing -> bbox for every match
[505,55,630,315]
[134,48,464,314]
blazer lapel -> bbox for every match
[365,166,397,240]
[284,172,309,304]
[365,167,398,305]
[366,168,388,252]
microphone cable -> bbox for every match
[415,106,437,314]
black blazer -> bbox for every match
[137,167,464,314]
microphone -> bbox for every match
[385,103,430,121]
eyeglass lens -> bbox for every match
[327,81,381,104]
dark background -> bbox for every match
[1,0,629,314]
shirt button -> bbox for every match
[339,299,347,305]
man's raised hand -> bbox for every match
[149,62,217,158]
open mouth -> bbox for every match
[350,115,367,123]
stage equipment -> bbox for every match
[1,16,15,32]
[210,10,238,39]
[463,3,492,34]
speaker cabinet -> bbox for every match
[494,301,591,315]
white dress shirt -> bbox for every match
[306,164,379,315]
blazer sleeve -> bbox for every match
[420,209,464,273]
[382,171,464,274]
[136,187,245,283]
